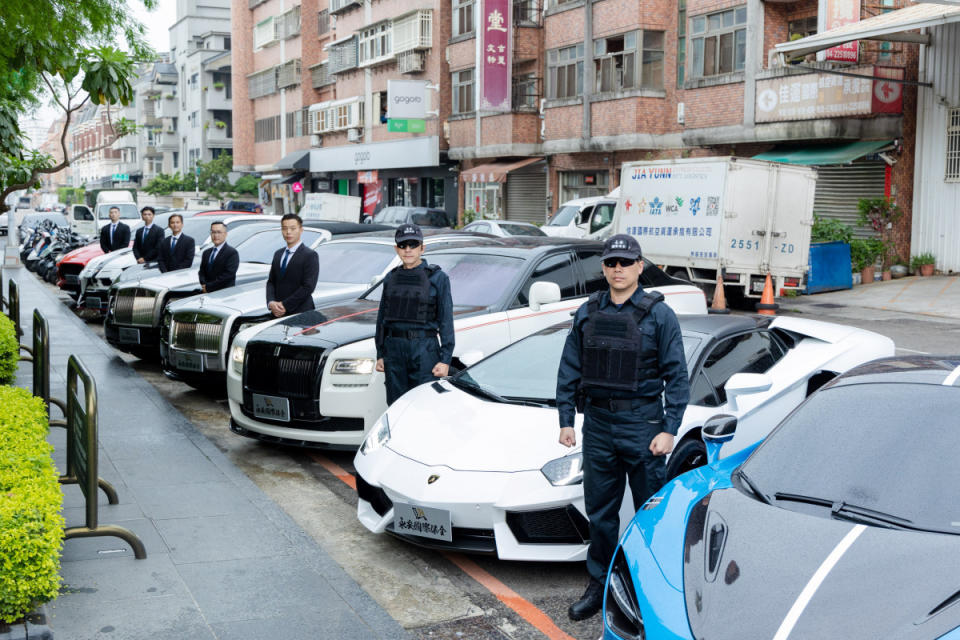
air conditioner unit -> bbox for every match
[347,127,361,142]
[398,50,425,74]
[311,134,322,147]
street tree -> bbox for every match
[0,0,156,212]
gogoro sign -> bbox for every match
[387,80,429,120]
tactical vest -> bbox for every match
[580,291,664,392]
[382,265,437,324]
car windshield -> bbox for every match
[373,207,411,224]
[547,206,579,227]
[456,326,702,402]
[500,223,545,237]
[363,254,525,308]
[740,383,960,534]
[236,229,325,264]
[411,211,449,227]
[96,203,139,220]
[315,242,397,284]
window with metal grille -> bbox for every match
[394,10,432,52]
[311,62,334,88]
[359,22,392,66]
[452,68,475,114]
[285,108,310,138]
[689,6,747,78]
[594,30,664,93]
[514,0,539,26]
[278,59,301,88]
[247,67,278,98]
[947,108,960,181]
[277,5,301,39]
[328,37,358,74]
[512,74,540,111]
[453,0,474,37]
[677,0,686,87]
[318,9,330,35]
[254,16,277,49]
[547,44,583,99]
[254,115,281,142]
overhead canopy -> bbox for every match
[461,158,543,184]
[272,173,304,185]
[752,140,893,165]
[774,3,960,58]
[275,149,310,171]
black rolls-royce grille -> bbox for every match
[505,505,591,544]
[243,342,325,399]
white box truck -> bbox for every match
[612,157,816,299]
[299,193,362,222]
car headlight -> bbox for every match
[360,414,390,455]
[332,358,375,375]
[231,344,245,374]
[541,452,584,486]
[606,550,644,638]
[237,322,261,334]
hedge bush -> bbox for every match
[0,315,18,384]
[0,386,64,623]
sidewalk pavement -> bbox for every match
[785,274,960,321]
[8,268,408,640]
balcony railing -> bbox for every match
[394,10,432,52]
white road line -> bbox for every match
[895,347,930,355]
[771,524,867,640]
[943,364,960,387]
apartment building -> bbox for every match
[233,0,456,216]
[37,116,72,194]
[71,103,122,189]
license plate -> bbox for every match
[173,350,203,373]
[86,296,104,310]
[393,502,452,542]
[118,327,140,344]
[252,394,290,422]
[65,274,79,284]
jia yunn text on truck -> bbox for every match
[611,157,816,300]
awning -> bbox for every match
[272,173,304,185]
[752,140,893,165]
[275,149,310,171]
[461,158,544,184]
[774,3,959,58]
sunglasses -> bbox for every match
[397,241,421,250]
[603,257,637,268]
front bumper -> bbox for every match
[354,452,590,562]
[104,320,161,351]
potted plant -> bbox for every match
[850,238,884,284]
[213,81,225,91]
[911,252,936,277]
[163,93,174,100]
[857,197,902,279]
[214,120,227,129]
[890,257,908,279]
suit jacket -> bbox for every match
[199,243,240,293]
[157,234,196,273]
[132,225,164,262]
[265,244,319,316]
[99,222,131,253]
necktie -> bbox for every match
[209,247,218,266]
[280,249,292,275]
[110,224,116,244]
[171,236,177,252]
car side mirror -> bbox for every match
[459,350,484,367]
[723,373,773,412]
[702,414,738,465]
[528,281,561,311]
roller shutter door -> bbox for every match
[506,164,547,224]
[812,160,887,239]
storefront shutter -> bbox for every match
[506,165,547,224]
[812,160,886,239]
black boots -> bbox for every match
[568,578,604,621]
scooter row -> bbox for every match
[19,221,93,284]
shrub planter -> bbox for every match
[921,263,935,277]
[882,270,893,281]
[890,265,908,279]
[860,265,876,284]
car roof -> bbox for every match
[545,314,765,336]
[424,235,611,258]
[827,356,960,388]
[324,230,500,246]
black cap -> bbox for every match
[602,234,642,260]
[395,223,423,244]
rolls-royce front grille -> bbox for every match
[243,343,325,399]
[171,315,224,353]
[113,288,157,326]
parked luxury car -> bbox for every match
[159,230,474,386]
[226,237,708,450]
[353,314,893,559]
[601,356,960,640]
[461,220,546,237]
[371,206,453,228]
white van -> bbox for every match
[70,191,139,236]
[541,196,617,240]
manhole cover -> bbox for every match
[812,303,844,309]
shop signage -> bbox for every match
[310,137,440,172]
[291,181,303,193]
[479,0,512,112]
[112,173,129,181]
[387,80,428,119]
[358,170,378,184]
[824,0,860,62]
[755,65,903,123]
[388,119,426,133]
[363,180,383,217]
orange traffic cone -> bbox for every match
[710,273,730,314]
[756,273,779,316]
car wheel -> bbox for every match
[665,437,708,480]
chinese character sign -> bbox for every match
[825,0,860,62]
[480,0,512,112]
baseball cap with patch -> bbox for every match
[395,223,423,245]
[601,234,642,261]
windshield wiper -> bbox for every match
[448,377,510,404]
[502,395,554,408]
[774,492,917,530]
[736,469,772,505]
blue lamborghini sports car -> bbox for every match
[603,356,960,640]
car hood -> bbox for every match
[60,242,104,265]
[540,226,584,238]
[122,263,269,293]
[169,280,368,316]
[385,381,567,472]
[683,488,960,640]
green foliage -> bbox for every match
[0,315,18,384]
[143,172,193,196]
[911,252,936,269]
[461,208,479,227]
[0,386,64,623]
[58,187,85,205]
[856,197,902,268]
[196,153,234,198]
[849,238,885,272]
[811,214,853,244]
[144,154,241,198]
[232,175,260,196]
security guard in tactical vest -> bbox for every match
[556,234,690,621]
[375,224,455,405]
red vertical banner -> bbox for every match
[824,0,860,62]
[480,0,512,112]
[872,65,904,114]
[363,180,382,217]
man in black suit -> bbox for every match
[266,214,319,317]
[99,206,131,253]
[133,206,164,263]
[199,221,240,293]
[157,213,196,273]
